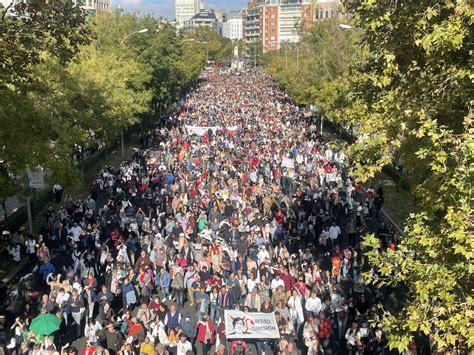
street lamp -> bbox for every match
[119,28,149,157]
[338,24,353,30]
[120,28,149,46]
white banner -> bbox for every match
[224,310,280,339]
[281,158,295,169]
[226,126,239,132]
[186,125,239,136]
[185,125,218,136]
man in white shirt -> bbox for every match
[270,273,285,292]
[69,223,82,242]
[56,288,70,325]
[177,334,192,355]
[305,290,322,316]
[328,221,341,250]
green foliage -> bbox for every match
[0,0,91,179]
[265,19,363,106]
[188,26,234,63]
[0,7,228,194]
[265,2,473,352]
[0,0,91,86]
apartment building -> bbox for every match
[243,0,341,52]
[222,11,243,40]
[175,0,202,29]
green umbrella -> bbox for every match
[29,314,61,335]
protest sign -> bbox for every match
[224,310,280,339]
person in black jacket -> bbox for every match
[69,288,84,337]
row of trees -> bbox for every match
[266,1,472,353]
[0,1,233,206]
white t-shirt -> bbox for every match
[177,340,192,355]
[329,225,341,240]
[70,226,82,241]
[305,296,322,315]
[271,278,285,292]
[56,292,70,306]
[25,239,36,254]
[247,278,258,293]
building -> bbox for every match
[243,0,341,52]
[314,0,340,20]
[175,0,202,29]
[222,11,243,40]
[73,0,110,16]
[243,0,263,45]
[183,9,218,33]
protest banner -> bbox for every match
[185,125,218,136]
[224,310,280,339]
[281,157,295,169]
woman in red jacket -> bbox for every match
[196,314,216,355]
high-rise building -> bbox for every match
[243,0,341,52]
[242,0,263,45]
[222,11,243,40]
[175,0,202,29]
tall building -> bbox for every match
[243,0,341,52]
[243,0,263,45]
[73,0,110,16]
[175,0,202,29]
[222,11,243,40]
[183,9,218,33]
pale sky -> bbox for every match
[112,0,248,19]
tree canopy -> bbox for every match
[0,3,229,197]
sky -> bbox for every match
[112,0,249,19]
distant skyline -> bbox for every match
[112,0,248,19]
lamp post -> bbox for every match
[120,28,149,46]
[119,28,149,157]
[296,44,300,74]
[338,24,353,30]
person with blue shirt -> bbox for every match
[156,267,171,301]
[194,286,210,321]
[39,259,55,281]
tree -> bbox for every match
[0,0,91,188]
[0,0,91,86]
[265,19,362,106]
[342,1,473,352]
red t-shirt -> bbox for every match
[278,271,294,291]
[319,319,333,338]
[82,346,96,355]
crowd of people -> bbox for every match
[0,68,400,355]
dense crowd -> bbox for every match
[0,68,401,355]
